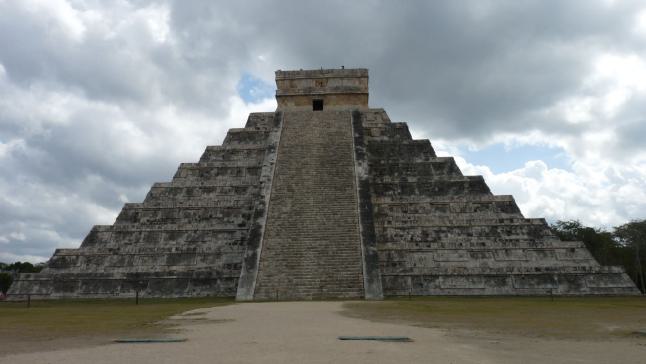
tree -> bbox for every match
[4,261,44,273]
[0,261,46,297]
[0,273,12,295]
[551,219,645,293]
[614,220,646,293]
[551,220,616,266]
[551,220,585,241]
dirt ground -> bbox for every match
[3,300,646,364]
[0,297,232,357]
[343,297,646,339]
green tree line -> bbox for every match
[551,219,646,293]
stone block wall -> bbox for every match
[275,68,369,111]
[356,109,639,295]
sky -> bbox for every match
[1,0,646,263]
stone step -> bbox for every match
[369,159,463,178]
[378,227,554,241]
[367,140,436,161]
[174,165,263,180]
[244,112,277,129]
[222,129,271,146]
[80,229,247,250]
[377,217,546,226]
[380,272,637,296]
[153,177,260,188]
[199,146,267,163]
[253,111,365,300]
[377,239,586,250]
[144,185,258,202]
[124,200,253,209]
[372,177,492,197]
[374,194,516,204]
[178,161,263,169]
[374,200,522,215]
[115,206,252,225]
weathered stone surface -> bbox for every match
[235,112,283,300]
[356,108,638,295]
[352,110,384,300]
[9,112,282,299]
[275,68,368,111]
[9,68,639,299]
[252,111,364,300]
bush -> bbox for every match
[3,261,44,273]
[0,272,12,295]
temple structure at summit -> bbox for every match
[9,68,639,299]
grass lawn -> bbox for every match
[342,296,646,339]
[0,297,233,355]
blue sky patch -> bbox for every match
[236,73,275,103]
[460,143,571,173]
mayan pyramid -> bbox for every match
[9,68,639,300]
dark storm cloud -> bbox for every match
[613,98,646,158]
[223,0,643,140]
[159,0,646,143]
[1,0,645,261]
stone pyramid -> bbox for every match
[10,68,639,300]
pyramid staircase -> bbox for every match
[251,111,364,300]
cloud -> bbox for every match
[0,0,645,262]
[452,157,646,228]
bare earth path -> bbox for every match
[4,301,646,363]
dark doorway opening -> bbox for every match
[313,99,323,111]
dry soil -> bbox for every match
[3,301,646,363]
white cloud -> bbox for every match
[0,139,25,159]
[22,0,87,41]
[0,251,49,264]
[633,8,646,35]
[456,156,646,228]
[0,232,26,243]
[141,4,171,43]
[589,54,646,115]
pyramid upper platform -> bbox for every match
[275,68,369,111]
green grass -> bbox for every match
[342,296,646,339]
[0,297,233,343]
